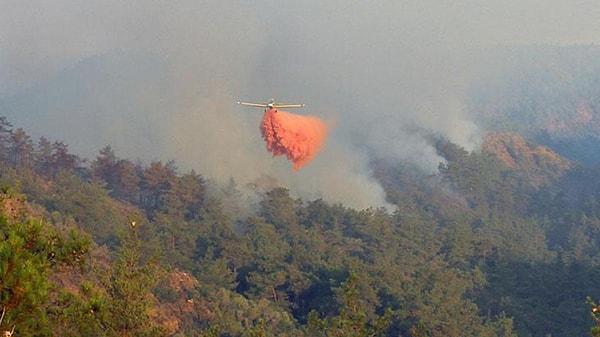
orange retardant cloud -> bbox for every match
[260,108,328,170]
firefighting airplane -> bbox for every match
[237,98,305,111]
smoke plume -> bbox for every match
[260,109,328,171]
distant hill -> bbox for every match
[482,131,573,187]
[0,51,168,159]
[469,45,600,166]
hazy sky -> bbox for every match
[1,1,599,208]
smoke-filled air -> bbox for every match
[0,1,599,209]
[260,109,328,171]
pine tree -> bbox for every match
[0,188,90,336]
[588,296,600,337]
[306,272,391,337]
[100,221,167,336]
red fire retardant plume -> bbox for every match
[260,108,328,170]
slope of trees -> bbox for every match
[2,117,600,336]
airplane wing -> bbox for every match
[273,104,306,108]
[237,101,268,108]
[237,99,305,109]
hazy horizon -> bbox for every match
[1,1,599,208]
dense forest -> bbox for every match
[2,114,600,337]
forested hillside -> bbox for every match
[2,115,600,336]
